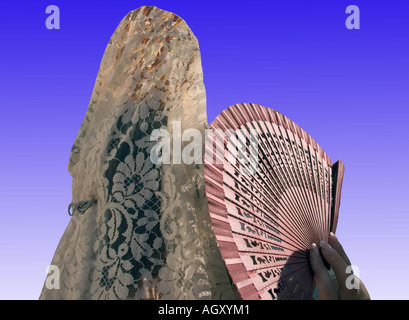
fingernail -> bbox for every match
[320,240,331,248]
[311,243,318,254]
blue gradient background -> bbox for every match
[0,0,408,299]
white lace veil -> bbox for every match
[39,6,237,300]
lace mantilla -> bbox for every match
[39,6,237,300]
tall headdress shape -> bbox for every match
[40,6,236,300]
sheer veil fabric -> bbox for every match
[39,6,237,300]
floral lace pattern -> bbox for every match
[39,6,237,300]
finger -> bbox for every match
[357,278,371,300]
[328,232,351,266]
[319,241,349,289]
[309,243,337,300]
[320,240,359,300]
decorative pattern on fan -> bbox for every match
[204,103,344,300]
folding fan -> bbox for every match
[204,103,344,300]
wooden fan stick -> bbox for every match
[282,125,328,243]
[208,114,313,247]
[210,118,314,249]
[248,104,329,244]
[251,121,318,247]
[266,120,322,245]
[271,112,316,232]
[221,146,312,252]
[225,104,318,244]
[215,107,330,255]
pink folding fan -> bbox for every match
[204,103,344,300]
